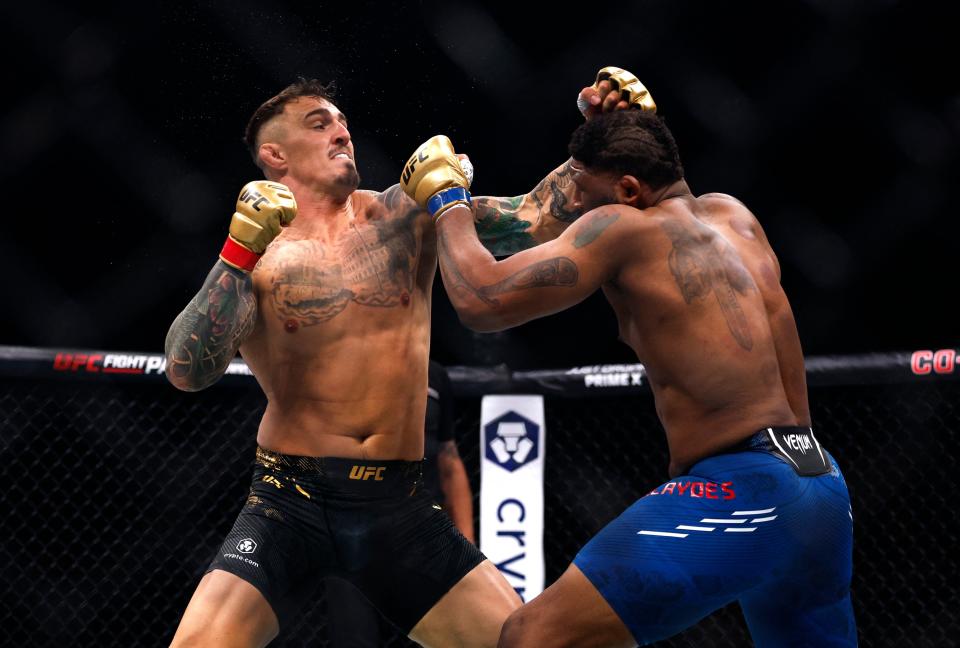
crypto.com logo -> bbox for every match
[484,411,540,472]
[236,539,257,554]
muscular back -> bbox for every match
[240,186,437,460]
[604,194,806,475]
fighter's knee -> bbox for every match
[496,608,524,648]
[170,617,270,648]
[168,627,204,648]
[169,623,226,648]
[498,605,549,648]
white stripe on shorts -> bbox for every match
[732,508,776,515]
[637,530,688,538]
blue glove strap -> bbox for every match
[427,187,471,218]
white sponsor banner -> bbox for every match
[480,395,545,602]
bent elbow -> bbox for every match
[170,379,208,393]
[456,307,511,333]
[165,373,202,392]
[164,359,213,392]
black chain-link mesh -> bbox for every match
[1,376,957,647]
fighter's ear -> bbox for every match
[258,143,287,173]
[615,175,643,207]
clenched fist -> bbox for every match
[577,66,657,120]
[219,181,297,271]
[400,135,472,221]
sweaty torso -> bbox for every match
[240,187,436,460]
[602,194,799,475]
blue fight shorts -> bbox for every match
[574,427,857,647]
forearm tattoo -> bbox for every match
[438,227,578,308]
[473,161,584,255]
[530,160,581,223]
[662,220,756,351]
[165,262,257,389]
[473,195,536,256]
[476,258,578,306]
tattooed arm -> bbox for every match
[471,159,582,256]
[164,261,257,391]
[436,204,632,331]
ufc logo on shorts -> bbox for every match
[261,475,284,489]
[349,466,386,481]
[402,150,429,184]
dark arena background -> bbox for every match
[2,1,957,647]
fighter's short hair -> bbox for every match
[568,110,684,189]
[244,78,337,162]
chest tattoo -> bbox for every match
[267,207,420,325]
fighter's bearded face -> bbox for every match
[570,160,619,213]
[261,96,360,196]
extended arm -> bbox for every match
[471,66,656,255]
[436,205,626,331]
[472,159,582,256]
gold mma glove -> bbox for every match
[219,181,297,272]
[578,66,657,114]
[400,135,472,221]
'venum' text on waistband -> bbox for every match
[751,427,831,476]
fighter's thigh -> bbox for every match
[740,465,857,648]
[409,560,521,648]
[170,569,278,648]
[740,583,857,648]
[498,563,635,648]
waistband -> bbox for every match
[726,426,832,477]
[255,446,423,489]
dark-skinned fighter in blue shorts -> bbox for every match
[401,67,857,647]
